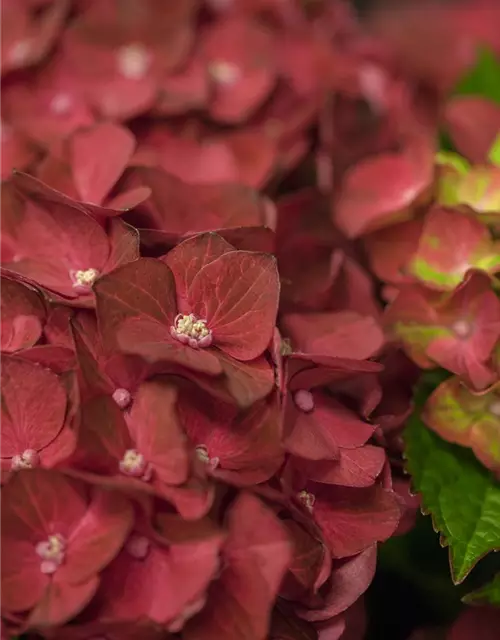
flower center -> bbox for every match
[119,449,153,481]
[297,490,315,513]
[170,314,213,349]
[117,44,152,80]
[50,92,73,115]
[8,40,32,65]
[208,60,241,85]
[451,319,472,339]
[11,449,40,471]
[112,387,132,410]
[195,445,219,470]
[35,533,66,574]
[293,389,315,413]
[125,534,150,560]
[489,400,500,417]
[70,268,100,294]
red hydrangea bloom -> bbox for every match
[151,53,209,117]
[283,458,401,558]
[71,383,213,520]
[71,309,154,407]
[1,0,69,76]
[275,189,381,317]
[2,57,95,147]
[1,173,139,306]
[177,383,284,486]
[35,122,150,217]
[0,1,442,636]
[276,500,332,604]
[444,97,500,165]
[63,0,197,120]
[423,376,500,477]
[95,232,279,407]
[408,206,500,291]
[94,508,224,629]
[120,165,275,251]
[282,354,382,462]
[43,304,75,349]
[184,492,292,640]
[296,546,377,623]
[200,17,277,124]
[1,354,78,476]
[335,130,434,238]
[281,311,384,361]
[365,1,480,93]
[364,218,425,288]
[132,120,277,189]
[1,469,133,628]
[385,271,500,390]
[1,274,46,353]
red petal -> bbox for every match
[16,345,76,375]
[122,167,268,235]
[76,395,132,473]
[336,137,433,237]
[0,276,45,352]
[103,218,140,273]
[1,540,47,613]
[282,312,384,360]
[117,317,222,375]
[189,251,279,360]
[298,546,377,621]
[6,174,110,298]
[286,392,375,460]
[59,488,133,584]
[1,355,67,457]
[297,447,386,488]
[202,18,276,123]
[312,485,400,557]
[71,123,136,205]
[185,493,291,640]
[2,469,87,554]
[216,351,275,408]
[28,575,98,628]
[98,529,222,625]
[128,381,189,486]
[164,232,235,310]
[409,207,500,290]
[179,389,282,485]
[280,518,330,598]
[94,258,177,348]
[445,97,500,164]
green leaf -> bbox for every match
[404,373,500,584]
[463,572,500,606]
[454,47,500,103]
[488,133,500,167]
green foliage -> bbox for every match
[404,372,500,584]
[488,133,500,167]
[463,572,500,606]
[454,47,500,103]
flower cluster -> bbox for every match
[2,0,498,639]
[357,95,500,478]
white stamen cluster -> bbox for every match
[36,533,67,574]
[170,314,213,349]
[119,449,153,482]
